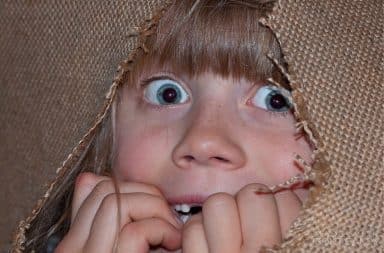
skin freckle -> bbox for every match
[115,72,313,201]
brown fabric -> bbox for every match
[1,0,382,252]
[0,1,165,251]
[261,0,384,251]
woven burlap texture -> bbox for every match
[0,0,165,251]
[261,0,383,252]
[2,0,383,252]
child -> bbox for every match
[9,0,383,252]
[15,1,316,252]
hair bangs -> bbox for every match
[130,0,285,86]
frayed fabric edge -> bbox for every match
[12,69,120,253]
[11,2,173,252]
[262,58,329,195]
[259,1,331,251]
[12,1,331,251]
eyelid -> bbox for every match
[244,82,266,102]
[138,71,190,86]
[248,83,291,98]
[140,72,191,92]
[246,84,292,112]
[140,73,192,106]
[139,75,178,87]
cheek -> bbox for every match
[246,129,313,184]
[115,125,171,182]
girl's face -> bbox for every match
[114,69,313,203]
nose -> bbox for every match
[172,115,246,171]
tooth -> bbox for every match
[180,215,190,223]
[181,204,191,213]
[174,204,181,212]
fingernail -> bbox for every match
[254,185,272,195]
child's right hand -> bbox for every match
[54,172,182,253]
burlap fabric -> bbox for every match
[1,0,382,252]
[0,1,165,251]
[261,1,384,251]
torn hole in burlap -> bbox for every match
[12,1,331,252]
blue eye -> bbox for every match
[143,79,189,105]
[251,85,292,112]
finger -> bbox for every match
[182,213,208,253]
[73,176,165,224]
[236,183,281,253]
[72,172,110,224]
[274,190,302,236]
[68,180,166,250]
[202,193,242,253]
[115,218,181,253]
[293,187,309,203]
[83,192,182,253]
[57,173,110,253]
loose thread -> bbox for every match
[267,77,283,88]
[295,120,318,148]
[267,174,313,193]
[267,53,292,81]
[294,153,313,174]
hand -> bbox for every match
[182,183,304,253]
[55,172,182,253]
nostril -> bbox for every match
[185,155,194,162]
[183,155,230,163]
[213,156,230,163]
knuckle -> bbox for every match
[120,222,142,239]
[119,222,148,246]
[155,196,171,210]
[75,172,97,189]
[99,193,118,214]
[93,179,113,196]
[144,183,163,196]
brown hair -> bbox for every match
[21,1,285,252]
[21,112,114,252]
[129,0,286,88]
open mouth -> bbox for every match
[173,204,202,223]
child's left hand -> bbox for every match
[181,183,303,253]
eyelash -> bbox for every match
[139,75,173,88]
[139,74,187,109]
[267,110,290,117]
[139,76,292,117]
